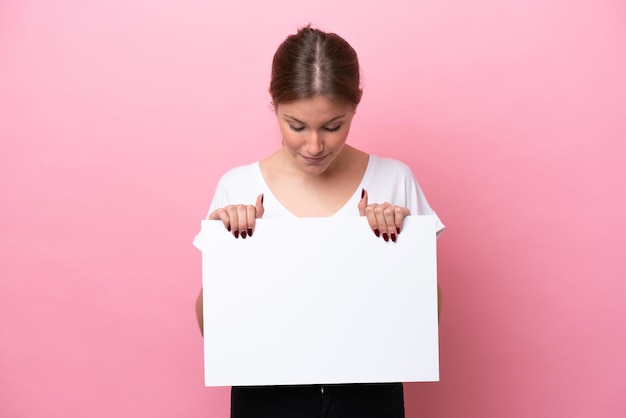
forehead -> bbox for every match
[277,95,355,121]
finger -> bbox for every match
[208,208,232,232]
[363,205,380,237]
[393,207,411,235]
[225,206,240,238]
[382,205,411,242]
[383,205,399,242]
[373,203,391,241]
[236,205,249,238]
[207,209,220,221]
[255,194,265,219]
[246,205,256,237]
[246,194,264,237]
[357,188,368,216]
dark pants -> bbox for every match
[231,383,405,418]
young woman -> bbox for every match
[195,25,444,418]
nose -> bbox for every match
[306,131,324,156]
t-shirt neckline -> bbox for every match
[254,155,375,218]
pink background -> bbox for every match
[1,0,624,417]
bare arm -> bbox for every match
[195,288,203,336]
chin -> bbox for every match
[300,163,330,177]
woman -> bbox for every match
[195,25,444,418]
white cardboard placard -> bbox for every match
[198,215,439,387]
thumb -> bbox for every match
[255,194,265,218]
[358,188,368,216]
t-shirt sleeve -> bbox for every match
[193,163,264,250]
[193,173,232,250]
[407,173,446,237]
[206,175,230,216]
[368,157,445,237]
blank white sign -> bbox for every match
[197,215,439,387]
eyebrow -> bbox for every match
[282,114,346,125]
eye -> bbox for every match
[289,125,305,132]
[324,125,341,132]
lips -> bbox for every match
[301,154,328,164]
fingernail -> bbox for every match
[396,226,401,234]
[227,225,231,232]
[248,228,253,237]
[261,194,264,204]
[374,228,380,237]
[383,232,389,242]
[361,188,365,199]
[241,230,247,239]
[233,230,239,238]
[391,233,397,242]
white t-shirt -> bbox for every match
[195,155,444,248]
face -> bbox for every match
[276,95,356,177]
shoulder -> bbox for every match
[209,161,264,210]
[213,161,263,198]
[217,161,260,184]
[368,155,415,178]
[362,154,419,201]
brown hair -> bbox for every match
[269,26,362,109]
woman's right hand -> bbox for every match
[208,194,265,239]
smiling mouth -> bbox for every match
[301,155,328,164]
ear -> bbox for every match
[268,88,276,111]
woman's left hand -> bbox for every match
[358,188,410,242]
